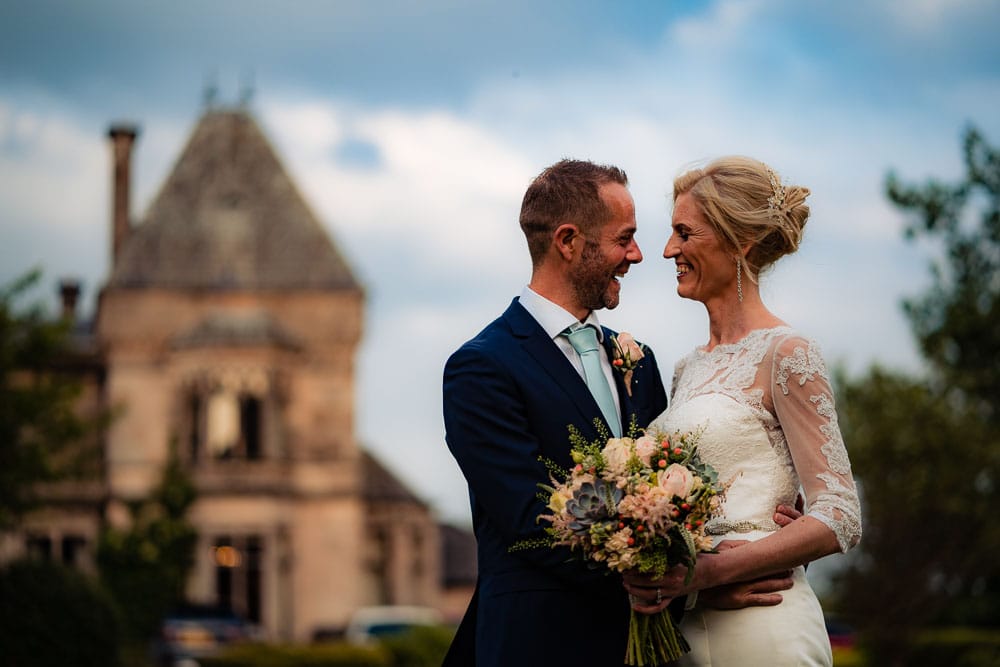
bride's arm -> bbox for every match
[627,335,862,606]
[687,514,839,591]
[770,334,862,553]
[703,335,863,581]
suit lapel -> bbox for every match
[603,327,637,434]
[504,300,606,433]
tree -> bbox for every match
[0,558,122,667]
[889,126,1000,423]
[97,449,199,643]
[0,269,103,529]
[834,128,1000,664]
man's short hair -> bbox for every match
[519,159,628,266]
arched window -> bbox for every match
[213,535,264,623]
[206,390,241,459]
[183,370,274,462]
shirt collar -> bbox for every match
[519,286,604,342]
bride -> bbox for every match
[625,157,862,666]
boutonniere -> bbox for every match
[610,332,646,396]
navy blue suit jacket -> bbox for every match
[443,298,668,666]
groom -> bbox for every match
[442,160,668,666]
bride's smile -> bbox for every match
[663,192,738,305]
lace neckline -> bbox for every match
[696,325,794,356]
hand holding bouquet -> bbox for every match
[531,422,723,665]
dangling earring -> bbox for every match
[735,257,744,303]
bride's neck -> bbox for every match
[703,292,784,350]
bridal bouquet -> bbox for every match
[525,422,722,665]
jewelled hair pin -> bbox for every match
[766,166,786,215]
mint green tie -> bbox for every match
[564,324,622,437]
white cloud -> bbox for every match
[0,101,104,230]
[669,0,771,50]
[883,0,993,33]
[261,99,533,282]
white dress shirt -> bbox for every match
[518,286,622,416]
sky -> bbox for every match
[2,0,999,533]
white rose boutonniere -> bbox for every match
[611,332,646,396]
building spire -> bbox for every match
[239,69,256,108]
[203,71,219,110]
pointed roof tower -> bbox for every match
[109,109,359,291]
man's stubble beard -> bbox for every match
[570,241,620,312]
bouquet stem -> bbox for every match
[625,608,690,666]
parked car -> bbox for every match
[345,605,443,645]
[151,604,259,666]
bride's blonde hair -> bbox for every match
[673,156,810,279]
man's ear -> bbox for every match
[554,223,580,261]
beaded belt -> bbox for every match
[705,518,780,536]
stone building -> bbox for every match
[1,106,474,641]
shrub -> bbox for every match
[200,642,390,667]
[199,624,454,667]
[908,627,1000,667]
[379,625,454,667]
[0,558,122,667]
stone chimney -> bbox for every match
[108,123,139,265]
[58,279,81,323]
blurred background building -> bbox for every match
[0,105,476,642]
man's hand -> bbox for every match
[626,501,808,613]
[697,501,805,611]
[697,571,794,609]
[774,496,805,527]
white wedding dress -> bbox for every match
[648,327,862,667]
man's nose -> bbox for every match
[628,240,643,263]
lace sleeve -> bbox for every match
[771,335,862,552]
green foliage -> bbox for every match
[0,558,122,667]
[831,645,864,667]
[97,451,198,643]
[200,641,390,666]
[539,454,569,483]
[835,127,1000,663]
[378,625,454,667]
[567,421,608,470]
[0,268,104,528]
[910,627,1000,667]
[834,367,994,660]
[887,127,1000,417]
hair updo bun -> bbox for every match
[749,183,810,272]
[673,157,811,278]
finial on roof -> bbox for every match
[239,69,256,108]
[203,71,219,109]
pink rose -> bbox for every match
[615,332,645,364]
[612,332,645,396]
[633,435,657,466]
[658,463,694,499]
[602,437,633,476]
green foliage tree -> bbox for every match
[889,127,1000,421]
[97,450,199,643]
[835,128,1000,665]
[0,268,103,529]
[0,558,122,667]
[379,625,454,667]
